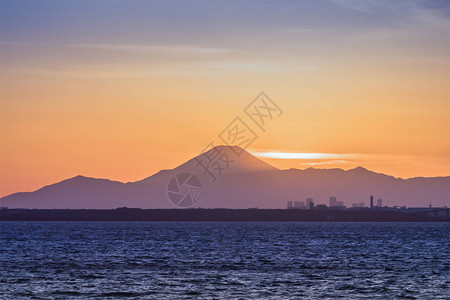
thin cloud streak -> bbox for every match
[0,41,234,55]
[252,152,357,160]
[305,160,349,166]
[251,152,422,162]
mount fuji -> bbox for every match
[1,146,449,209]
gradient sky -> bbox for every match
[1,0,449,197]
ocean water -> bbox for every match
[1,222,449,299]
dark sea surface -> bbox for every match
[1,222,449,299]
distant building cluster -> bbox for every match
[287,200,306,209]
[288,195,384,210]
[287,198,315,210]
[350,197,382,208]
[329,196,344,207]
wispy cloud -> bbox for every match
[73,43,234,55]
[250,151,421,164]
[304,160,349,166]
[251,151,450,174]
[0,41,234,56]
[252,152,357,160]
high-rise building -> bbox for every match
[370,195,374,208]
[294,201,306,209]
[329,196,337,207]
[377,198,382,207]
[287,201,293,209]
[336,201,344,207]
[306,198,314,209]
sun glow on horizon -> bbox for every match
[252,152,356,160]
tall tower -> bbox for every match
[370,195,374,209]
[329,196,337,207]
[306,198,314,209]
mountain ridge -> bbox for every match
[1,145,449,209]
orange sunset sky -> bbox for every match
[1,0,449,197]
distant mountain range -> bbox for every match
[1,146,449,209]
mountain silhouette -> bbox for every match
[1,146,449,209]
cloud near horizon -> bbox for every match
[250,151,449,176]
[252,152,356,160]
